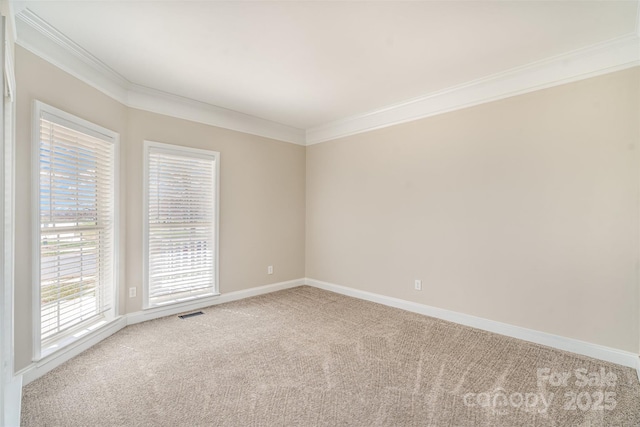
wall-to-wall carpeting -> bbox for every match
[21,287,640,426]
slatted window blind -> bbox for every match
[37,106,116,353]
[144,142,218,307]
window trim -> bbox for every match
[31,100,120,361]
[142,140,220,310]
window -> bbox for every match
[143,141,219,308]
[33,101,118,359]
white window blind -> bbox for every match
[144,142,219,308]
[36,103,116,355]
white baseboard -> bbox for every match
[16,277,638,387]
[18,316,128,386]
[127,278,305,325]
[17,278,306,385]
[305,278,640,370]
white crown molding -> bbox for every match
[305,278,640,371]
[125,83,305,145]
[13,8,640,147]
[14,9,306,145]
[15,9,129,101]
[16,8,128,88]
[306,33,640,145]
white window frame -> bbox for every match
[142,141,220,310]
[0,14,13,424]
[31,100,119,361]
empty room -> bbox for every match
[1,0,640,426]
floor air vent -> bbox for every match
[178,311,204,319]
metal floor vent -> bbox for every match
[178,311,204,319]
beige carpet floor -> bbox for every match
[21,286,640,426]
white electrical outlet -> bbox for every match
[414,280,422,291]
[129,287,136,298]
[268,265,273,275]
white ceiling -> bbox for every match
[13,1,640,131]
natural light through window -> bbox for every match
[34,101,118,359]
[143,141,219,308]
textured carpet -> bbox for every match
[21,286,640,426]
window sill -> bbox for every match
[142,292,221,312]
[33,316,127,366]
[144,292,220,311]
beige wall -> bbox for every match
[125,109,306,312]
[14,41,640,372]
[15,47,128,371]
[306,68,640,353]
[14,46,306,371]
